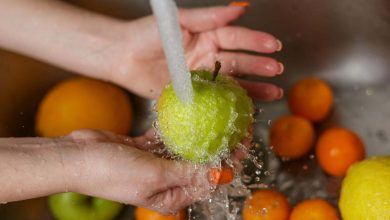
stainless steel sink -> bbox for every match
[1,0,389,219]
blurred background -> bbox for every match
[0,0,389,219]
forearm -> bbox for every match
[0,136,83,202]
[0,0,126,80]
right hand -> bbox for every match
[67,129,213,214]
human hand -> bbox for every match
[107,6,283,100]
[68,129,213,214]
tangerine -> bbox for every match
[135,207,186,220]
[209,166,234,185]
[242,189,290,220]
[290,199,340,220]
[316,127,365,176]
[270,115,315,160]
[288,77,333,122]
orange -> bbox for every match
[270,115,315,160]
[316,127,365,176]
[135,207,186,220]
[209,166,234,185]
[288,77,333,122]
[35,77,132,137]
[290,199,340,220]
[243,189,290,220]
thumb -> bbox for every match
[147,160,214,214]
[179,6,245,32]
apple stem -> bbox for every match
[212,61,222,81]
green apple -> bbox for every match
[157,66,253,163]
[48,192,123,220]
[339,156,390,220]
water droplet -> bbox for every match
[264,171,271,176]
[253,160,264,170]
[152,121,158,129]
[365,88,374,96]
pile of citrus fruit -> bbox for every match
[243,77,369,220]
[242,189,339,220]
[270,77,365,173]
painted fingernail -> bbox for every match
[277,62,284,75]
[228,1,250,7]
[276,39,283,52]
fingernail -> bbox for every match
[277,62,284,75]
[277,88,284,99]
[276,39,283,51]
[228,1,250,7]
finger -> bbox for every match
[148,186,191,214]
[231,126,253,162]
[179,6,245,32]
[217,52,284,77]
[231,140,251,162]
[132,129,158,146]
[162,161,211,188]
[147,160,213,214]
[237,79,284,101]
[213,26,282,53]
[116,129,164,151]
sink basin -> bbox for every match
[1,0,389,219]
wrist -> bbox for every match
[63,130,115,196]
[0,136,87,201]
[54,136,88,194]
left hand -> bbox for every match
[106,6,284,100]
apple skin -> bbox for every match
[48,192,123,220]
[157,70,253,163]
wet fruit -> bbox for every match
[288,77,333,122]
[135,207,186,220]
[157,69,253,163]
[242,189,290,220]
[339,156,390,220]
[270,115,315,160]
[316,127,365,176]
[48,192,122,220]
[290,199,339,220]
[209,166,234,185]
[36,77,132,137]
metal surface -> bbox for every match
[0,0,389,219]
